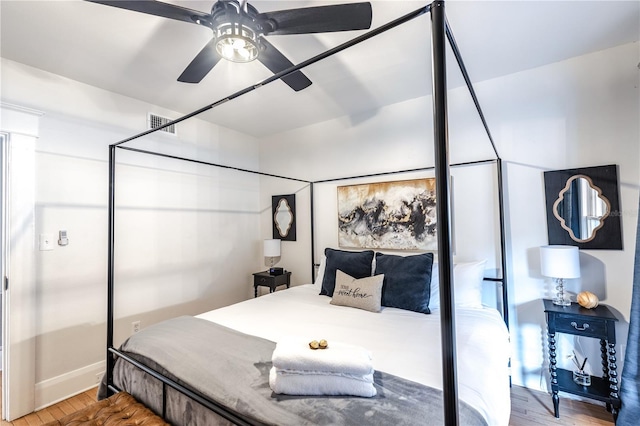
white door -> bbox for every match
[1,104,40,421]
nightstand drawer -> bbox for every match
[252,271,291,297]
[554,314,608,337]
[256,276,270,285]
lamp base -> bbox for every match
[552,297,572,306]
[552,277,572,306]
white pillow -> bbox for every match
[430,262,440,310]
[315,256,326,286]
[429,260,486,310]
[454,260,486,308]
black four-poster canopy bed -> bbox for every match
[101,1,510,425]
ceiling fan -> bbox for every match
[86,0,373,91]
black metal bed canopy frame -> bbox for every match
[106,2,508,425]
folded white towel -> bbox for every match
[275,368,373,381]
[269,367,377,397]
[271,338,373,376]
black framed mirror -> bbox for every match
[272,194,296,241]
[544,164,622,249]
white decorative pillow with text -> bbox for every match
[330,270,384,313]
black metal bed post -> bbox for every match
[106,144,116,395]
[309,182,316,282]
[431,1,459,425]
[496,158,509,327]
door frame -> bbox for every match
[1,131,8,420]
[1,103,41,421]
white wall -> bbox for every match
[495,42,639,389]
[258,176,313,288]
[1,59,263,410]
[259,42,640,392]
[258,88,501,262]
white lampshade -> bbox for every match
[540,245,581,279]
[263,239,281,258]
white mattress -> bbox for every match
[197,284,511,425]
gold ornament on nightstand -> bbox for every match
[577,291,599,309]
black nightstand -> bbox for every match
[253,271,291,297]
[543,299,620,420]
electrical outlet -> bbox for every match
[132,320,141,334]
[95,372,104,384]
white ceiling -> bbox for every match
[1,0,639,137]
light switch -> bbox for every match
[39,234,54,251]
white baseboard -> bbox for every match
[34,360,105,410]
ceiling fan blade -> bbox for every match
[178,39,222,83]
[258,2,372,35]
[85,0,210,25]
[257,38,312,92]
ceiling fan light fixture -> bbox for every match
[215,22,259,63]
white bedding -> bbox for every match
[197,284,511,426]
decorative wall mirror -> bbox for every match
[272,194,296,241]
[544,165,622,250]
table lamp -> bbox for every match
[540,245,581,306]
[263,239,281,269]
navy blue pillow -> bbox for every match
[320,248,375,296]
[375,252,434,314]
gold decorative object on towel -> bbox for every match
[577,291,599,309]
[309,339,329,350]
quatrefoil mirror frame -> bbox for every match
[272,194,296,241]
[543,164,622,250]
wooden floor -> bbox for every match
[509,385,614,426]
[0,370,99,426]
[1,388,98,426]
[0,381,615,425]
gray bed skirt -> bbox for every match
[99,316,487,426]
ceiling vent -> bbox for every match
[147,113,177,135]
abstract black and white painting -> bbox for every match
[337,178,437,250]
